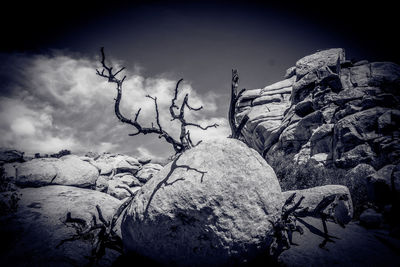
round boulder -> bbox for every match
[121,138,283,266]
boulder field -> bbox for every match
[1,48,400,266]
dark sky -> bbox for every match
[1,0,399,158]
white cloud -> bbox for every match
[10,117,36,136]
[0,52,229,157]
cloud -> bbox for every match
[0,51,229,157]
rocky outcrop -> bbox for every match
[16,155,99,188]
[4,152,161,201]
[121,138,283,266]
[0,185,122,266]
[235,48,400,171]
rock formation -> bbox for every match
[121,138,283,266]
[0,151,163,266]
[235,48,400,171]
[234,48,400,214]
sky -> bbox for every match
[1,0,399,160]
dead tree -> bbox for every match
[269,192,349,258]
[57,187,138,266]
[96,47,218,154]
[228,69,251,139]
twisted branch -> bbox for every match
[97,47,218,154]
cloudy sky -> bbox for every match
[0,0,398,160]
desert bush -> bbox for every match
[50,149,71,158]
[0,166,20,215]
[267,152,373,218]
[268,152,347,191]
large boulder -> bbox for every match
[121,139,283,266]
[16,155,99,188]
[295,48,345,79]
[0,185,122,266]
[283,185,353,224]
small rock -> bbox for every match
[359,208,383,228]
[138,157,152,165]
[113,174,140,187]
[107,180,131,200]
[135,163,163,183]
[96,175,109,192]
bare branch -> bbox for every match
[146,95,162,131]
[134,108,141,122]
[170,79,184,119]
[185,97,203,111]
[96,205,110,227]
[97,48,218,154]
[185,122,219,130]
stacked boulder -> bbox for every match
[235,48,400,214]
[3,152,163,200]
[236,48,400,170]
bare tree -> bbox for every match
[228,69,248,139]
[96,47,218,154]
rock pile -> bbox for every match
[236,48,400,171]
[3,152,163,200]
[235,48,400,214]
[0,151,163,266]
